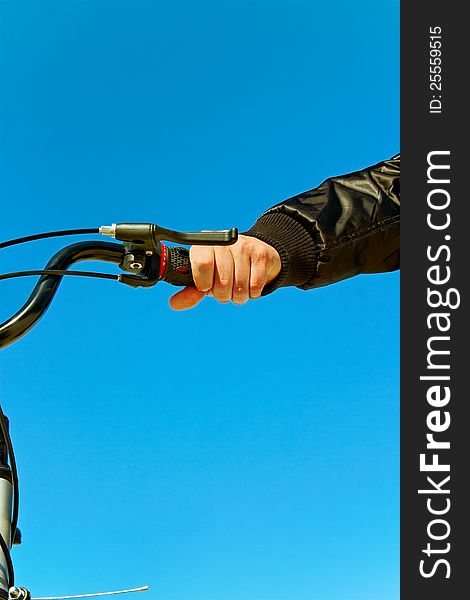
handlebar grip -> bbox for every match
[160,245,195,287]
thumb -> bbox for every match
[169,286,206,310]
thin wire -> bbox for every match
[31,586,149,600]
[0,229,100,250]
[0,270,119,282]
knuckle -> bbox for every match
[234,280,247,294]
[235,236,255,258]
[217,277,231,288]
[196,259,213,272]
[252,248,268,263]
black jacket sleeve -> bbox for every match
[243,154,400,294]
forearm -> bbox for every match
[243,154,400,293]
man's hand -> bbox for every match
[169,235,281,310]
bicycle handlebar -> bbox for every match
[0,222,238,349]
[0,241,125,349]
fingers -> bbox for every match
[249,255,268,299]
[169,235,282,310]
[212,246,234,302]
[232,248,251,304]
[189,246,215,292]
[169,287,206,311]
[189,245,235,302]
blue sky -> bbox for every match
[0,1,399,599]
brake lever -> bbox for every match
[99,222,238,288]
[99,223,238,246]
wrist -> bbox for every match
[243,211,318,294]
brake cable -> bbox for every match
[0,229,100,250]
[0,229,120,283]
[0,271,118,282]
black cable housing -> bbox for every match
[0,229,100,250]
[0,270,119,282]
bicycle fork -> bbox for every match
[0,419,13,600]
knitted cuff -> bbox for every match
[242,211,318,295]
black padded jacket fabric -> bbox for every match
[243,154,400,294]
